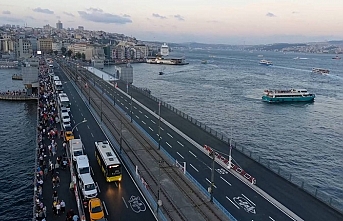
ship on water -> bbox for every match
[160,43,169,56]
[146,56,189,65]
[262,89,315,103]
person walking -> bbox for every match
[60,200,66,213]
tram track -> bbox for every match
[60,64,229,221]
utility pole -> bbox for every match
[158,101,161,150]
[157,160,163,214]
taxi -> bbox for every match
[89,198,105,221]
[64,125,74,141]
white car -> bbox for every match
[62,121,71,130]
[61,112,71,124]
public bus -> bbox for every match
[95,140,122,182]
[58,93,71,112]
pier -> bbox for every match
[0,93,38,101]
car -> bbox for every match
[62,121,71,130]
[60,106,68,114]
[64,126,74,141]
[61,112,71,123]
[88,198,104,221]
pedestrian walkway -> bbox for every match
[34,60,78,221]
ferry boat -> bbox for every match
[312,68,330,75]
[262,89,315,103]
[201,60,207,64]
[146,57,189,65]
[259,59,273,66]
[332,55,341,60]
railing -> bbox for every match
[129,84,343,214]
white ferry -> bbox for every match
[259,59,273,66]
[312,68,329,75]
[262,89,315,103]
[146,56,189,65]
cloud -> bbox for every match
[0,16,23,23]
[174,14,184,21]
[292,11,299,14]
[33,7,54,14]
[206,20,220,23]
[2,10,11,15]
[266,12,276,17]
[78,8,132,24]
[56,16,61,19]
[63,12,74,17]
[152,13,167,19]
[123,14,130,17]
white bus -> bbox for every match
[95,141,122,182]
[58,93,71,112]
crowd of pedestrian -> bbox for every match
[34,59,77,221]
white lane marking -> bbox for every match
[103,201,109,215]
[121,102,124,106]
[124,99,127,102]
[160,127,164,131]
[167,133,173,138]
[125,106,128,110]
[269,217,275,221]
[189,151,196,158]
[139,110,142,113]
[190,164,199,172]
[75,127,78,131]
[120,96,123,99]
[165,142,172,148]
[220,176,232,186]
[226,196,240,209]
[205,178,217,188]
[144,115,149,119]
[133,106,137,109]
[91,132,94,137]
[96,181,100,193]
[151,120,156,124]
[149,127,153,131]
[135,115,139,119]
[241,193,256,206]
[115,182,118,188]
[73,120,75,124]
[80,112,83,116]
[177,152,184,159]
[142,121,146,125]
[177,141,184,147]
[87,125,90,129]
[122,197,128,208]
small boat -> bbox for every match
[332,55,341,60]
[312,68,330,75]
[159,71,164,75]
[12,74,23,80]
[201,60,207,64]
[258,55,264,57]
[259,59,273,66]
[262,89,315,103]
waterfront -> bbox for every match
[105,49,343,204]
[0,69,37,220]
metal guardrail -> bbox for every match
[130,84,343,214]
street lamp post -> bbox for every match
[157,160,163,214]
[130,92,133,123]
[158,101,161,150]
[72,118,87,133]
[120,115,123,153]
[209,150,215,203]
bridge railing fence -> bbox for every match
[130,85,343,214]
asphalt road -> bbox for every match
[55,66,156,221]
[74,65,343,221]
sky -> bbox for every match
[0,0,343,45]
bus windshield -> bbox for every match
[107,164,121,176]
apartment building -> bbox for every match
[37,38,53,54]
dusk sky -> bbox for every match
[0,0,342,45]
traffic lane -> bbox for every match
[60,68,156,221]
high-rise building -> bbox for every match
[56,20,63,30]
[78,26,84,31]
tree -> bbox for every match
[53,50,58,56]
[61,47,67,55]
[81,53,86,61]
[67,49,72,58]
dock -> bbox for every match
[12,74,23,80]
